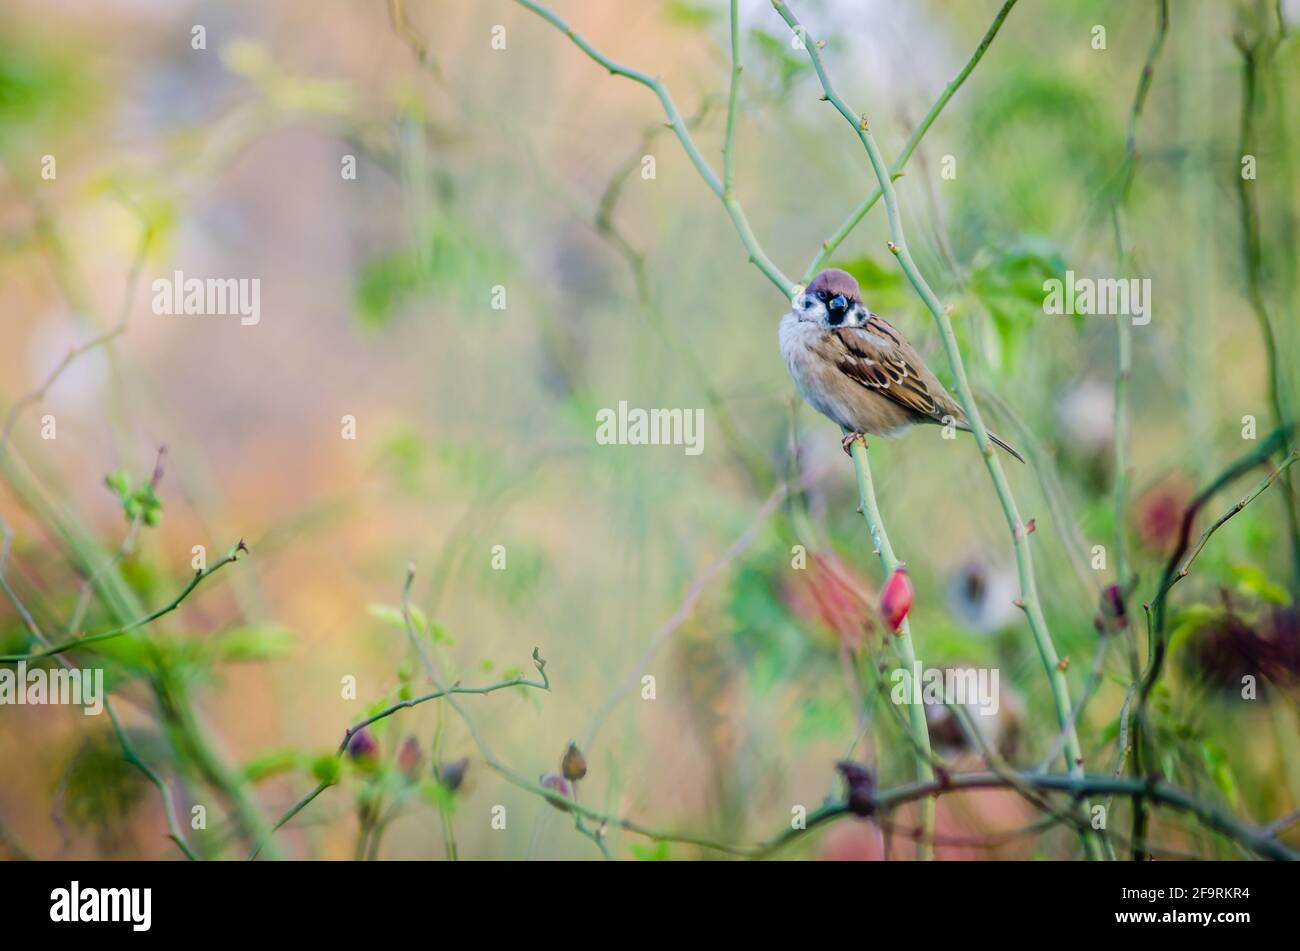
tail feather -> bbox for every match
[986,429,1026,465]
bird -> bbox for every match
[779,268,1025,463]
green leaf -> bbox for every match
[665,0,718,28]
[206,625,296,663]
[311,754,342,786]
[747,29,811,95]
[103,469,163,528]
[1200,741,1240,810]
[368,602,428,633]
[629,840,671,861]
[105,469,131,501]
[242,748,307,782]
[1231,565,1291,605]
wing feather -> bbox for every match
[830,316,947,422]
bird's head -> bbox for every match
[795,268,867,329]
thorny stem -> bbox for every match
[848,436,934,860]
[802,0,1020,282]
[772,0,1104,861]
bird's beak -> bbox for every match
[831,294,847,311]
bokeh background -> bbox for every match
[2,0,1298,860]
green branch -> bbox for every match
[802,0,1020,282]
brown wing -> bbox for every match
[829,315,949,423]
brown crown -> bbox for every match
[806,268,860,302]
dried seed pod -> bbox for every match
[561,742,588,782]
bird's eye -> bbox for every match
[816,291,829,302]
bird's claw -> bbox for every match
[842,432,867,456]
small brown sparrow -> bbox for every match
[780,268,1024,463]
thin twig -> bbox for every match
[0,540,249,662]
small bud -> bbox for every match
[561,742,588,782]
[539,772,573,811]
[439,757,469,792]
[880,568,913,632]
[1025,518,1037,535]
[397,736,423,782]
[836,761,877,817]
[345,727,378,760]
[1097,583,1128,634]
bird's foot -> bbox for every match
[841,432,867,456]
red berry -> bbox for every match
[880,568,913,632]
